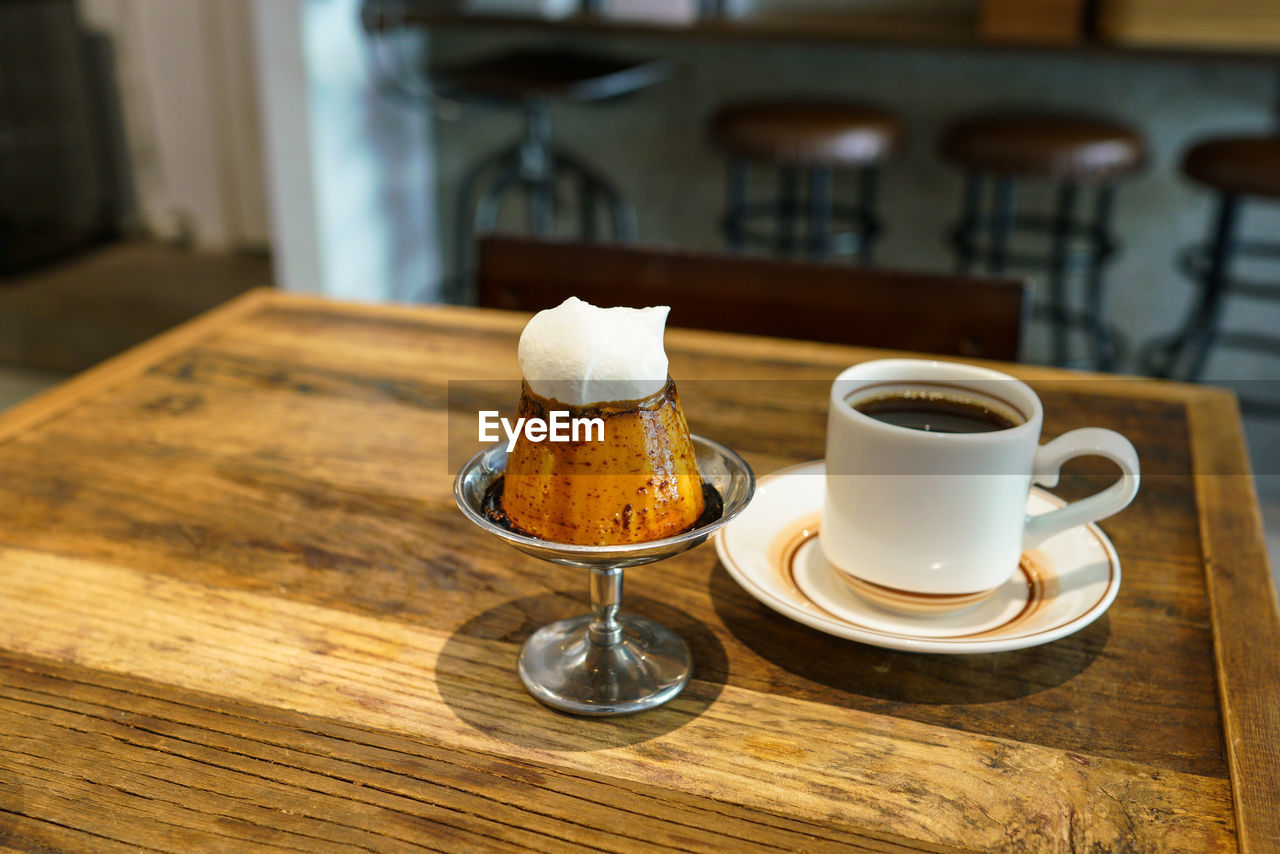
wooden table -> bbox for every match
[0,289,1276,852]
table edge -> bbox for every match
[0,287,275,446]
[1187,396,1280,853]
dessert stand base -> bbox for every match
[518,614,691,716]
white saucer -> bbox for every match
[713,461,1120,654]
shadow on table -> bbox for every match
[708,562,1108,705]
[436,589,728,751]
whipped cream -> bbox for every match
[517,297,670,405]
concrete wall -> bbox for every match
[427,28,1279,379]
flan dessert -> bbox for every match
[500,297,705,545]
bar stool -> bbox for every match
[1144,135,1280,412]
[435,48,669,302]
[709,101,902,263]
[940,111,1146,369]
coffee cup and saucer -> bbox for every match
[714,359,1140,654]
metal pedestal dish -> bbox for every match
[454,436,755,716]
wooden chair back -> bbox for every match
[476,236,1026,361]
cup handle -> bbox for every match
[1023,428,1140,550]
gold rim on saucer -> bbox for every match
[829,569,1004,616]
[715,460,1121,653]
[774,520,1052,638]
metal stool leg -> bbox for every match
[452,99,556,301]
[1085,185,1117,370]
[580,171,597,241]
[776,166,801,256]
[1148,195,1240,379]
[988,176,1017,276]
[452,162,486,305]
[725,159,749,251]
[601,179,638,241]
[528,175,555,235]
[452,145,519,304]
[1185,196,1241,380]
[953,172,985,275]
[1047,182,1079,367]
[518,98,556,235]
[554,150,638,241]
[453,96,646,302]
[808,166,834,260]
[473,158,524,235]
[856,167,879,266]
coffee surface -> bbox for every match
[853,391,1019,433]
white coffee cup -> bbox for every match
[821,359,1139,608]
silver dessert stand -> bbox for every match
[454,435,755,716]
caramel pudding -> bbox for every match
[502,380,705,544]
[498,297,706,546]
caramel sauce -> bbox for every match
[483,478,723,541]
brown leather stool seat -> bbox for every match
[1145,135,1280,409]
[940,111,1145,181]
[708,100,903,263]
[710,101,902,167]
[939,110,1147,370]
[1182,136,1280,199]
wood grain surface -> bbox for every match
[0,289,1275,852]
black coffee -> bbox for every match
[853,390,1019,433]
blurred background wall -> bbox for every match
[66,0,439,301]
[425,29,1280,375]
[47,0,1280,362]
